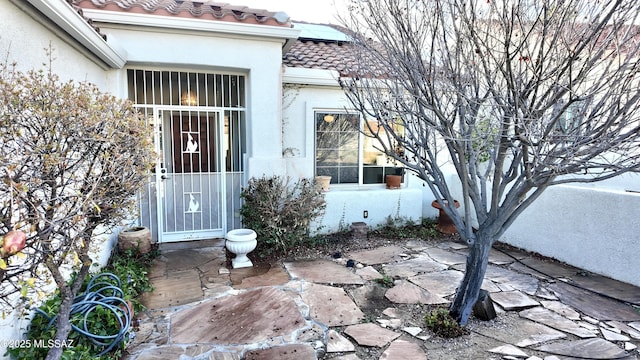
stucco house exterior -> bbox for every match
[1,0,639,307]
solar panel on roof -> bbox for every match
[293,22,350,42]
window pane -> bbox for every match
[315,112,360,184]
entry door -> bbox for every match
[156,109,225,242]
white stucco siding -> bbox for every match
[282,84,354,178]
[0,1,111,87]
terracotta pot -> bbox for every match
[385,175,402,189]
[118,226,152,254]
[431,200,460,234]
[315,176,332,192]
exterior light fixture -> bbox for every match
[181,90,199,106]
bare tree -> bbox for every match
[339,0,640,324]
[0,59,154,359]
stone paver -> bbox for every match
[379,339,426,360]
[488,344,528,358]
[382,255,448,278]
[327,329,355,353]
[540,300,581,320]
[343,323,401,347]
[484,264,539,296]
[244,344,316,360]
[408,270,464,298]
[355,266,384,280]
[519,307,597,338]
[490,290,539,310]
[170,287,305,344]
[301,283,364,326]
[385,280,448,305]
[347,245,406,265]
[549,282,640,321]
[140,269,203,309]
[533,338,628,359]
[606,321,640,339]
[231,263,290,289]
[424,247,467,265]
[284,260,364,285]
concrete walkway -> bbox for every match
[122,238,640,360]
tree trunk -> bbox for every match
[449,233,493,325]
[44,263,91,360]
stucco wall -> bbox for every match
[0,1,112,86]
[501,182,640,287]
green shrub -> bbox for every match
[424,307,469,338]
[6,249,156,359]
[240,176,326,257]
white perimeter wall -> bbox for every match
[501,177,640,287]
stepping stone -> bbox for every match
[301,283,364,326]
[402,327,423,337]
[514,321,567,347]
[344,323,400,347]
[601,328,630,341]
[232,264,290,289]
[244,344,316,360]
[355,266,384,280]
[629,322,640,332]
[548,282,640,321]
[473,317,566,348]
[170,287,305,344]
[484,264,539,296]
[377,318,403,329]
[491,290,539,310]
[605,321,640,339]
[488,344,528,357]
[141,269,203,309]
[519,307,596,338]
[540,301,581,320]
[348,245,406,265]
[380,339,426,359]
[327,329,355,353]
[382,255,447,278]
[385,280,448,305]
[424,247,467,265]
[284,260,364,285]
[382,307,401,318]
[533,338,628,359]
[408,270,464,298]
[488,249,516,265]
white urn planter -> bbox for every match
[225,229,257,268]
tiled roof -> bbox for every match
[283,38,387,78]
[72,0,291,27]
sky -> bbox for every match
[235,0,349,24]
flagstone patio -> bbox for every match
[124,238,640,360]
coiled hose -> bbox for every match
[35,273,132,356]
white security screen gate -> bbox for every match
[131,69,246,243]
[156,108,225,242]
